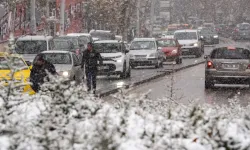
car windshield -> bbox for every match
[130,41,156,50]
[0,57,27,70]
[94,43,121,53]
[163,31,175,35]
[157,40,176,47]
[211,47,250,59]
[15,41,47,54]
[200,28,213,34]
[53,40,71,50]
[35,53,72,64]
[174,32,197,40]
[90,32,114,40]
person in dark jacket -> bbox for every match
[81,42,103,94]
[30,54,57,92]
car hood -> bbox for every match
[177,40,198,45]
[162,47,178,52]
[54,64,73,72]
[129,50,156,55]
[20,54,37,62]
[0,69,30,81]
[100,52,123,58]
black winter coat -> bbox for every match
[81,50,103,71]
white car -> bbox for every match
[34,51,84,82]
[15,35,53,62]
[129,38,164,68]
[94,40,131,78]
[174,30,204,58]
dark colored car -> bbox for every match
[198,27,219,45]
[232,23,250,40]
[204,44,250,89]
[157,38,182,64]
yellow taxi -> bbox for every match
[0,52,35,95]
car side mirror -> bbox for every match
[125,49,129,53]
[25,61,32,66]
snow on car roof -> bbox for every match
[42,50,72,54]
[17,35,53,41]
[174,29,198,33]
[94,40,120,43]
[133,38,156,41]
[67,33,91,37]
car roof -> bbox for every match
[174,29,197,33]
[41,50,72,54]
[17,35,53,41]
[94,40,120,44]
[214,44,250,50]
[90,30,111,33]
[157,38,175,40]
[67,33,91,37]
[133,38,156,41]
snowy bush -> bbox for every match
[0,77,250,150]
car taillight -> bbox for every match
[76,49,80,55]
[207,61,214,69]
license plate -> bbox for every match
[222,64,239,69]
[136,58,147,61]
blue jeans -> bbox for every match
[86,70,97,91]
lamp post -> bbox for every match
[60,0,65,35]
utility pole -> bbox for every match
[60,0,65,35]
[30,0,37,35]
[136,0,141,37]
[150,0,156,37]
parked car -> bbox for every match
[129,38,164,68]
[157,38,182,64]
[198,27,219,45]
[174,30,204,57]
[15,35,53,62]
[204,44,250,89]
[34,51,84,81]
[94,40,131,78]
[232,23,250,40]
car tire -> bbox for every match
[176,57,182,64]
[195,51,202,58]
[120,63,127,79]
[205,80,214,89]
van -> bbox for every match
[15,35,53,62]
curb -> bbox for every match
[98,60,205,97]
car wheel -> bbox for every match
[179,58,183,64]
[120,63,127,79]
[195,50,202,58]
[205,80,214,89]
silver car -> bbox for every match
[34,51,84,82]
[205,44,250,89]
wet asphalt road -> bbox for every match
[123,39,250,106]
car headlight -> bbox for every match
[193,43,198,47]
[62,71,69,77]
[214,35,218,38]
[149,53,157,58]
[116,59,123,63]
[171,49,178,54]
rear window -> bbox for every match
[174,32,197,40]
[211,47,250,59]
[15,40,47,54]
[157,40,176,47]
[0,57,27,70]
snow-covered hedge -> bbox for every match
[0,78,250,150]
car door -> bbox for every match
[72,53,83,81]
